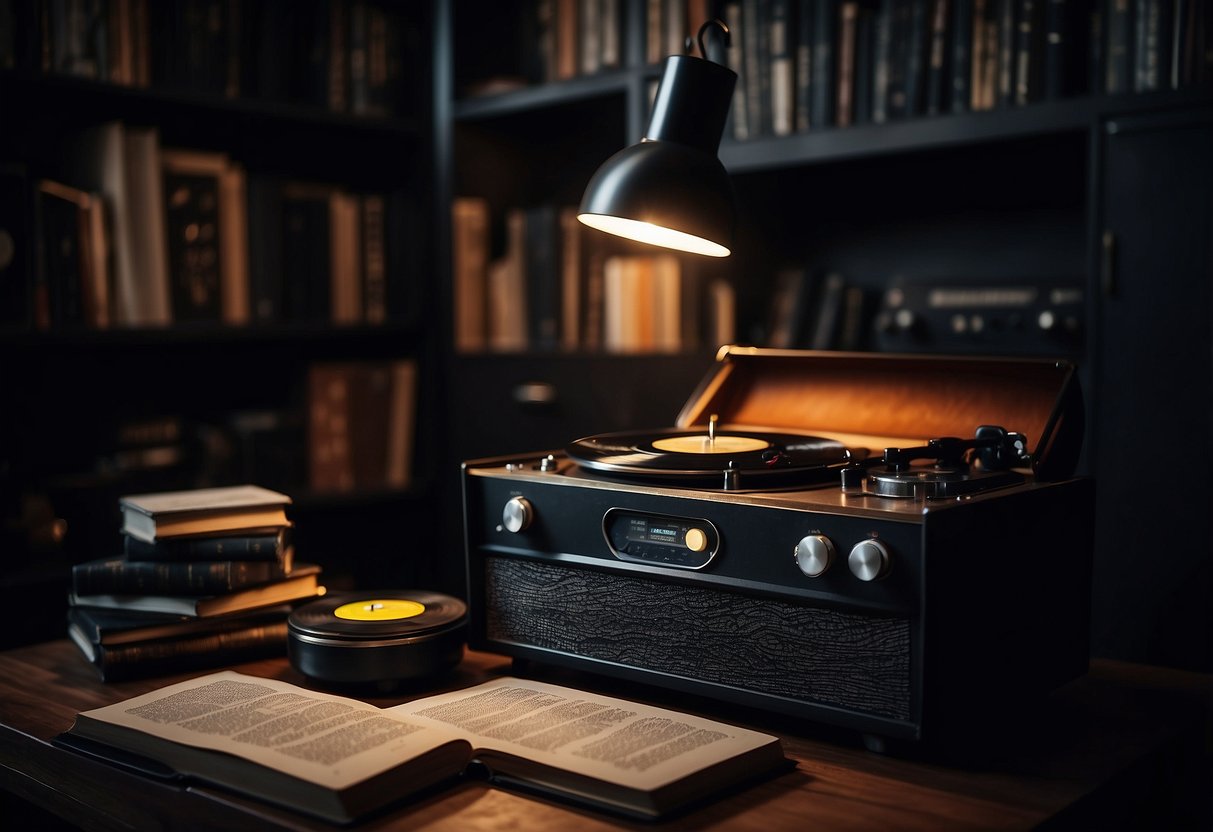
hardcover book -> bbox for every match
[119,485,291,543]
[63,672,787,823]
[67,611,290,682]
[122,527,290,563]
[68,564,321,618]
[71,556,291,596]
[68,604,295,647]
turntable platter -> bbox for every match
[566,423,856,489]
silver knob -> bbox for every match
[794,535,835,578]
[502,497,534,533]
[848,539,891,581]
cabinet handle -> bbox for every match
[513,382,558,407]
[1100,230,1116,298]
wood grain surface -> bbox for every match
[0,640,1208,831]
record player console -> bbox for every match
[462,349,1094,748]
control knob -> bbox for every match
[848,539,891,581]
[794,535,835,577]
[502,497,534,533]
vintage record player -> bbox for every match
[462,348,1094,749]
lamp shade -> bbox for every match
[578,45,738,258]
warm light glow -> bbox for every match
[577,213,730,257]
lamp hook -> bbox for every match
[685,18,730,58]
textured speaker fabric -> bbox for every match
[485,557,912,719]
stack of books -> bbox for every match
[67,485,324,681]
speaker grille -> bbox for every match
[484,557,912,719]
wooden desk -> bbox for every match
[0,641,1209,831]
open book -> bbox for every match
[63,671,787,823]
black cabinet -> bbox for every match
[1091,108,1213,670]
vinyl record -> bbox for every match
[288,590,467,690]
[566,426,855,487]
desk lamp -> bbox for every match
[577,20,738,258]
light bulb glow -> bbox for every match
[577,213,731,258]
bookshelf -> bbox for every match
[433,1,1212,672]
[0,0,440,644]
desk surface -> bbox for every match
[0,641,1209,831]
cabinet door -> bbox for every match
[1093,110,1213,671]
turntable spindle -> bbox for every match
[708,414,718,444]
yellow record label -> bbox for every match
[334,599,426,621]
[652,435,769,454]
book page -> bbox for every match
[389,677,781,791]
[75,671,463,789]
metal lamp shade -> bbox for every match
[578,51,738,257]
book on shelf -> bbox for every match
[62,671,787,824]
[68,563,323,618]
[452,195,489,352]
[770,0,796,136]
[602,254,684,354]
[837,0,860,126]
[33,178,110,330]
[159,148,250,325]
[67,605,293,682]
[71,554,294,597]
[66,121,170,327]
[489,206,529,351]
[925,0,951,116]
[118,484,292,544]
[123,527,291,563]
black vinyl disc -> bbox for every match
[288,590,467,690]
[566,426,854,485]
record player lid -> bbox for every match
[674,347,1084,480]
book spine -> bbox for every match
[925,0,950,116]
[163,169,224,323]
[73,558,290,596]
[795,0,815,131]
[1104,0,1130,94]
[951,0,974,112]
[811,0,837,128]
[769,0,795,136]
[123,530,286,562]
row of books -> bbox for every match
[722,0,1212,140]
[307,359,418,494]
[764,267,874,351]
[469,0,753,93]
[1,0,419,118]
[16,120,401,330]
[67,485,325,681]
[451,197,736,354]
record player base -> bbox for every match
[0,641,1209,831]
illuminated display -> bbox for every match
[627,518,685,547]
[606,509,718,569]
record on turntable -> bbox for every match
[288,590,467,690]
[566,414,861,490]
